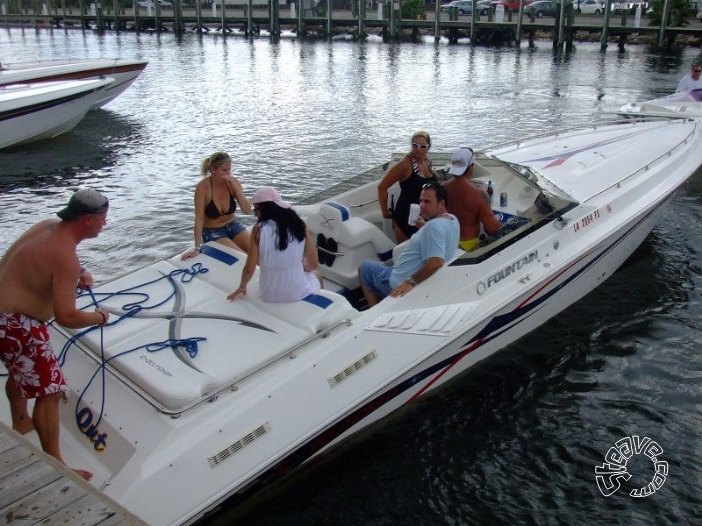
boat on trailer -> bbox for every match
[0,58,148,109]
[1,117,700,525]
[617,88,702,119]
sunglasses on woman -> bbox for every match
[411,142,430,149]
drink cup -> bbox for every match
[408,203,421,226]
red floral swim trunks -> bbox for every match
[0,313,67,399]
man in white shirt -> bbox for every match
[358,183,459,308]
[676,63,702,92]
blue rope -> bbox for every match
[54,263,210,430]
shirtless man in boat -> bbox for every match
[443,148,503,252]
[0,189,111,482]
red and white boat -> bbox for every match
[0,77,115,150]
[0,58,148,108]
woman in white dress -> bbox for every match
[227,187,322,303]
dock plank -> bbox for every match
[0,477,92,524]
[34,493,118,526]
[0,456,62,509]
[0,423,146,526]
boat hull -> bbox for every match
[0,78,114,149]
[0,59,148,108]
[1,118,700,525]
[617,88,702,119]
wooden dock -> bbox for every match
[0,422,145,526]
[1,4,702,50]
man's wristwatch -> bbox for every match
[406,276,417,287]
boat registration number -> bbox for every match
[573,208,603,233]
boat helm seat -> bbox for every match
[308,202,395,290]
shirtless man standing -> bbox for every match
[443,148,503,252]
[0,189,111,481]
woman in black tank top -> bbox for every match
[377,131,438,243]
[182,151,253,260]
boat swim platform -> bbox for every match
[0,422,145,526]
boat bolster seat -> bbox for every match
[252,288,359,335]
[169,242,253,294]
[308,202,395,290]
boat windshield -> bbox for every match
[502,161,576,203]
[652,88,702,104]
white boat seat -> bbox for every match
[308,202,395,290]
[66,251,358,412]
[68,260,227,411]
[169,242,253,294]
[250,288,359,334]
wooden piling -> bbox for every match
[658,0,671,49]
[435,2,441,42]
[358,0,366,40]
[601,0,612,51]
[565,3,574,52]
[247,0,253,37]
[552,3,560,50]
[271,0,280,38]
[515,0,523,47]
[195,0,202,33]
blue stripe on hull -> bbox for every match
[224,195,670,505]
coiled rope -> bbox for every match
[57,263,210,430]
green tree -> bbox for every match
[647,0,691,26]
[401,0,425,19]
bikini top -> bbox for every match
[399,155,437,194]
[204,178,237,219]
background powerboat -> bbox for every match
[0,58,148,109]
[0,77,115,150]
[617,88,702,119]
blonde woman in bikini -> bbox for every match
[182,151,253,259]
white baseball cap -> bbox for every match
[447,148,474,176]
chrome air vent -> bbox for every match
[208,423,271,468]
[328,350,378,388]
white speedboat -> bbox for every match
[0,78,115,150]
[0,58,148,108]
[1,118,700,525]
[617,88,702,119]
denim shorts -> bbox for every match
[202,220,246,243]
[358,260,393,299]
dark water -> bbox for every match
[1,28,701,525]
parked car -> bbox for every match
[575,0,605,14]
[455,0,474,14]
[477,0,493,14]
[440,0,473,14]
[491,0,533,12]
[528,0,558,16]
[611,0,647,13]
[440,0,460,12]
[138,0,171,8]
